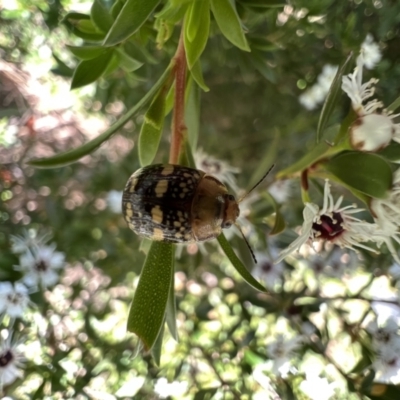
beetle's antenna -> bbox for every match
[235,223,257,264]
[238,164,275,204]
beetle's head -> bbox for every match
[222,194,240,229]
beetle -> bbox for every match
[122,163,240,243]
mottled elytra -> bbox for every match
[122,163,240,243]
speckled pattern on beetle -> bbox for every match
[122,164,240,243]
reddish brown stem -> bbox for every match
[169,33,187,164]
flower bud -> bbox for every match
[350,114,393,152]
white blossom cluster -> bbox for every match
[367,317,400,384]
[300,35,381,111]
[0,230,65,390]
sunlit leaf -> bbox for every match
[324,151,392,199]
[70,50,114,89]
[184,0,210,69]
[104,0,161,46]
[127,241,174,351]
[217,233,267,292]
[91,0,114,33]
[317,52,353,143]
[139,86,167,166]
[29,65,173,168]
[210,0,250,52]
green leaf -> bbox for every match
[70,50,114,89]
[277,141,332,178]
[387,95,400,113]
[316,52,353,143]
[139,87,167,166]
[263,192,286,235]
[63,12,105,41]
[51,54,74,77]
[185,78,201,150]
[104,0,161,46]
[324,151,392,199]
[116,48,144,72]
[67,45,106,60]
[151,321,165,366]
[217,233,267,292]
[186,0,210,43]
[239,0,286,7]
[165,270,178,340]
[184,0,210,69]
[91,0,114,33]
[29,65,173,168]
[189,60,210,92]
[378,141,400,162]
[210,0,250,52]
[127,241,174,351]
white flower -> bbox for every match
[14,244,65,288]
[267,334,303,375]
[323,247,359,278]
[371,169,400,235]
[299,372,337,400]
[253,251,284,290]
[268,179,292,203]
[0,335,24,387]
[367,317,400,349]
[10,229,51,254]
[0,282,29,318]
[299,64,338,110]
[373,342,400,384]
[389,263,400,280]
[361,34,382,70]
[342,53,400,151]
[194,149,240,191]
[106,190,122,214]
[276,180,387,263]
[317,64,338,92]
[299,84,326,110]
[153,377,188,399]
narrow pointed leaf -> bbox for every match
[210,0,250,52]
[29,65,173,168]
[63,12,105,41]
[184,0,210,69]
[139,87,167,166]
[263,192,286,235]
[151,322,165,366]
[70,50,114,89]
[127,241,174,351]
[91,0,114,33]
[104,0,161,46]
[185,78,201,150]
[190,60,209,92]
[316,53,353,143]
[165,270,178,340]
[67,45,107,60]
[324,151,392,199]
[217,233,267,292]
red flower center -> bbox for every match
[312,212,344,240]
